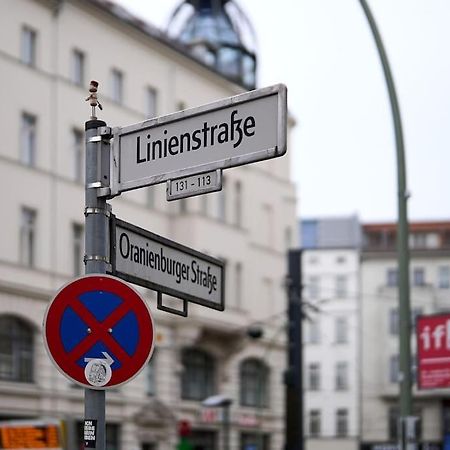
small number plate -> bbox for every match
[166,170,222,201]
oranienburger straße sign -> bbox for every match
[110,84,287,195]
[109,216,224,310]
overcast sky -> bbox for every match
[113,0,450,222]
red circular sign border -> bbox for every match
[43,274,155,390]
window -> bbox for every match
[21,26,36,66]
[145,86,157,119]
[72,128,83,182]
[336,409,348,437]
[0,316,33,382]
[71,49,85,86]
[308,256,318,265]
[110,68,123,103]
[235,262,242,308]
[410,233,427,249]
[387,268,398,287]
[413,267,426,286]
[234,181,242,226]
[307,276,319,300]
[388,407,422,441]
[439,266,450,289]
[21,113,37,166]
[309,410,321,437]
[20,207,36,267]
[388,407,398,440]
[72,223,84,276]
[389,308,422,335]
[181,348,215,400]
[308,321,320,344]
[217,179,226,222]
[389,308,399,335]
[389,354,399,383]
[308,363,320,390]
[335,275,347,298]
[335,362,348,390]
[147,354,156,396]
[335,317,348,344]
[411,308,423,334]
[240,358,269,407]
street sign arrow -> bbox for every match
[84,351,114,365]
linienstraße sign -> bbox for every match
[108,216,224,310]
[110,84,287,196]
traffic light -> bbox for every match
[177,420,193,450]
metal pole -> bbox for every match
[358,1,413,448]
[285,249,303,450]
[84,117,108,450]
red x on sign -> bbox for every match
[43,275,154,389]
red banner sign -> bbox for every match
[417,313,450,389]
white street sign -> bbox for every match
[166,169,222,201]
[109,216,224,310]
[110,84,287,196]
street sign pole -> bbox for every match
[84,99,111,449]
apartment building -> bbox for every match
[360,222,450,450]
[301,216,361,450]
[0,1,297,449]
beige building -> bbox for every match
[361,222,450,450]
[0,1,297,449]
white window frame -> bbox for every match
[145,86,157,119]
[308,363,320,391]
[335,361,348,390]
[335,275,347,298]
[335,317,348,344]
[439,266,450,289]
[72,128,84,182]
[336,409,348,437]
[20,207,37,267]
[71,49,85,86]
[110,68,124,104]
[72,223,84,276]
[21,112,37,166]
[21,25,36,66]
[309,410,321,437]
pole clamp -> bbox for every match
[87,127,112,143]
[84,255,110,264]
[84,207,111,218]
[86,182,102,189]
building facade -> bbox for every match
[0,1,297,449]
[360,222,450,450]
[301,216,361,450]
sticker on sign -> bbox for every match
[110,84,287,196]
[109,216,225,311]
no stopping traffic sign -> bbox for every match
[43,275,154,389]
